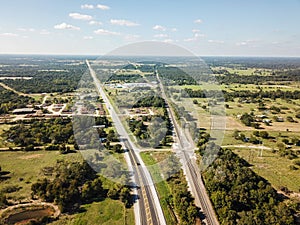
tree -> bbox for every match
[112,144,123,153]
[253,131,259,137]
[240,113,254,126]
[259,131,269,139]
[0,192,7,207]
[286,116,294,122]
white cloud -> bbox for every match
[163,39,176,43]
[124,34,140,41]
[171,28,177,32]
[18,28,35,32]
[94,29,120,36]
[194,33,205,38]
[154,34,168,38]
[0,32,18,37]
[84,36,94,40]
[236,41,247,46]
[40,29,50,35]
[69,13,92,21]
[96,4,110,10]
[184,38,196,42]
[236,39,258,46]
[81,4,94,9]
[208,40,224,44]
[192,29,200,33]
[153,25,166,31]
[89,20,102,26]
[184,33,205,42]
[194,19,203,24]
[110,19,139,27]
[54,23,80,31]
[271,41,279,45]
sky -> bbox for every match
[0,0,300,56]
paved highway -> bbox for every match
[86,60,166,225]
[155,68,220,225]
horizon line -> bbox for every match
[0,53,300,58]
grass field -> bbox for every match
[0,124,13,148]
[140,151,177,225]
[49,199,134,225]
[0,150,83,200]
[232,148,300,192]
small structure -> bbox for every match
[12,108,35,114]
[276,117,284,122]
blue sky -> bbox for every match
[0,0,299,56]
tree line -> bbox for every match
[0,86,35,114]
[202,148,296,224]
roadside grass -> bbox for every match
[0,150,83,200]
[72,200,128,225]
[49,199,134,225]
[232,148,300,192]
[140,151,177,225]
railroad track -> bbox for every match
[155,68,219,225]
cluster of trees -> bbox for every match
[133,96,166,108]
[4,118,74,148]
[72,115,114,149]
[225,89,300,101]
[202,149,296,224]
[129,96,173,148]
[108,73,143,83]
[0,86,35,114]
[240,113,260,129]
[31,161,132,213]
[217,74,300,85]
[179,87,300,103]
[127,116,172,148]
[158,67,197,85]
[233,130,263,145]
[167,170,199,225]
[2,66,86,94]
[204,57,300,70]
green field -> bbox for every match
[49,199,134,225]
[233,148,300,192]
[0,150,83,200]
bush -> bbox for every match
[289,165,298,170]
[259,131,269,139]
[293,159,300,166]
